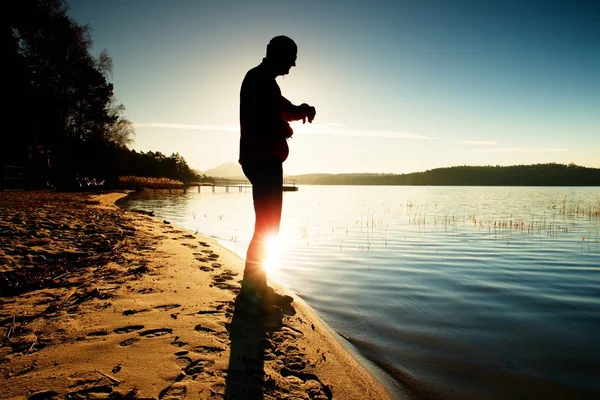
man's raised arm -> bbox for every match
[281,96,316,124]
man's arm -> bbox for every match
[281,96,316,124]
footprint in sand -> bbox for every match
[184,359,213,375]
[193,252,209,263]
[210,271,241,293]
[114,325,145,334]
[119,337,140,347]
[87,330,109,337]
[211,262,222,268]
[283,354,306,372]
[120,329,172,345]
[278,368,333,400]
[122,308,150,316]
[140,328,173,338]
[216,270,237,281]
[261,336,333,400]
[273,327,303,343]
[192,345,226,355]
[175,356,193,369]
[199,241,211,247]
[215,300,234,311]
[171,340,187,348]
[155,304,181,311]
[159,383,187,400]
[192,309,222,315]
[199,265,213,272]
[193,324,215,333]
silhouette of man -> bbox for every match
[238,36,316,313]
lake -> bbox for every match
[119,185,600,399]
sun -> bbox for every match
[264,235,282,275]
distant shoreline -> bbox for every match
[287,163,600,186]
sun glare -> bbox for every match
[264,235,282,275]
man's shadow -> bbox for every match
[225,297,296,399]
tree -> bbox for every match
[3,0,137,188]
[2,0,201,190]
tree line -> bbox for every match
[291,164,600,186]
[3,0,201,190]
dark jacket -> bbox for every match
[239,60,304,165]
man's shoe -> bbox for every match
[236,289,283,318]
[262,286,294,307]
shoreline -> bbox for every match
[117,191,405,397]
[0,191,397,399]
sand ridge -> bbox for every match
[0,191,395,399]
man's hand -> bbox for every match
[300,103,316,124]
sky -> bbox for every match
[67,0,600,175]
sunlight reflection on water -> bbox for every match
[120,185,600,399]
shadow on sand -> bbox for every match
[224,299,296,399]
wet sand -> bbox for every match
[0,191,395,399]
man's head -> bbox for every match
[266,36,297,76]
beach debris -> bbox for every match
[25,335,38,355]
[27,390,58,400]
[95,369,121,384]
[131,208,154,217]
[129,264,150,276]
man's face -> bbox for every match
[278,52,297,76]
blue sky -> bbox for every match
[67,0,599,174]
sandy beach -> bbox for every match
[0,191,394,400]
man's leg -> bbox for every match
[244,184,282,295]
[241,160,283,296]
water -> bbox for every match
[119,186,600,399]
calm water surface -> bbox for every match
[119,186,600,399]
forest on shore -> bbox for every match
[3,0,201,190]
[290,164,600,186]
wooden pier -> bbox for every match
[183,178,298,193]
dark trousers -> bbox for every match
[241,159,283,295]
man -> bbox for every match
[238,36,316,313]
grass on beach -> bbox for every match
[118,176,184,190]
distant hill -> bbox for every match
[289,164,600,186]
[201,162,244,179]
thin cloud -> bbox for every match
[468,147,569,153]
[323,122,347,127]
[454,140,498,146]
[293,123,436,140]
[133,123,238,132]
[135,121,435,140]
[337,129,434,140]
